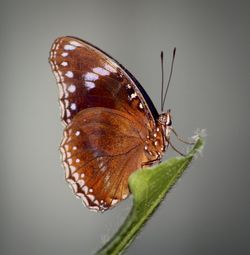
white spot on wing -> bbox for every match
[75,131,80,136]
[131,92,137,99]
[70,41,82,47]
[70,103,77,110]
[67,84,76,93]
[64,44,76,50]
[65,71,73,78]
[85,81,95,90]
[93,67,110,76]
[61,61,68,67]
[61,52,68,57]
[85,72,99,81]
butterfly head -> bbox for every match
[158,109,172,140]
[158,109,172,126]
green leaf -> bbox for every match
[96,136,204,255]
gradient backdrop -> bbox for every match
[0,0,249,254]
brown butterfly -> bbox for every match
[49,36,190,212]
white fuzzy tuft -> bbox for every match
[185,128,206,158]
[191,128,207,142]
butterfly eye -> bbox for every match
[166,110,172,126]
[166,118,172,126]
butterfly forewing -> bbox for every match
[49,36,162,211]
[49,37,155,127]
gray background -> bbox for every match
[0,0,249,254]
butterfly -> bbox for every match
[49,36,185,212]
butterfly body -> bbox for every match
[49,36,172,211]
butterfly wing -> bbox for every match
[49,36,161,211]
[49,36,158,126]
[61,107,148,211]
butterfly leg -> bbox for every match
[170,127,195,145]
[142,157,161,168]
[167,139,186,157]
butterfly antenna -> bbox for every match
[160,51,164,112]
[162,47,176,111]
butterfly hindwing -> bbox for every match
[61,108,148,211]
